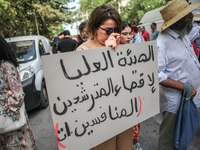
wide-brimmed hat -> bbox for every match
[157,0,200,31]
[194,13,200,22]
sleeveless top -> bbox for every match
[76,42,92,51]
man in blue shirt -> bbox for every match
[150,22,160,41]
[131,25,144,43]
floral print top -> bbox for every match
[0,60,25,121]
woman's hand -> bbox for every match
[105,33,120,51]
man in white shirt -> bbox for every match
[157,0,200,149]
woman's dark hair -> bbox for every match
[87,4,122,40]
[0,36,19,67]
[122,21,131,30]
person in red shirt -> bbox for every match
[140,26,150,41]
[191,41,199,58]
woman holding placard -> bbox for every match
[76,4,133,150]
[0,36,37,149]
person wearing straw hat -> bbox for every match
[193,12,200,26]
[156,0,200,149]
[193,13,200,52]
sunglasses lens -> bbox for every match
[106,29,113,35]
[104,27,119,35]
[114,27,119,33]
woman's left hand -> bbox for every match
[105,33,120,51]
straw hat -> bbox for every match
[194,13,200,22]
[157,0,200,31]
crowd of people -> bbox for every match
[52,1,200,150]
[1,0,200,150]
[50,21,89,54]
[50,22,160,54]
[50,13,161,55]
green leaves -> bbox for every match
[78,0,167,26]
[1,0,76,38]
[120,0,167,25]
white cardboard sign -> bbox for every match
[42,41,159,150]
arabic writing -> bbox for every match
[60,50,114,80]
[45,43,159,149]
[60,45,154,80]
[55,97,142,141]
[53,70,155,116]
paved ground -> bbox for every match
[28,106,200,150]
[28,106,58,150]
[139,108,200,150]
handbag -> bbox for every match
[0,101,27,134]
[173,83,199,150]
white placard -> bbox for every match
[42,41,159,150]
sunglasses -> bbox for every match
[99,26,119,35]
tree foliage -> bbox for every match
[0,0,76,38]
[120,0,167,25]
[80,0,122,15]
[79,0,168,26]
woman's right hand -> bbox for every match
[105,33,120,51]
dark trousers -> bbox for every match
[158,111,176,150]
